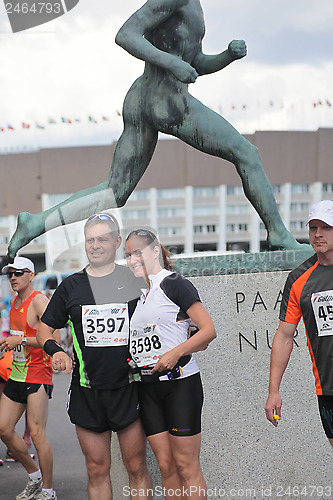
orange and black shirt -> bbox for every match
[280,253,333,395]
[10,290,52,385]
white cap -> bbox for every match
[307,200,333,227]
[2,256,35,274]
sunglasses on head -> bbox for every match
[126,229,156,241]
[6,269,30,278]
[86,213,120,232]
[87,214,117,223]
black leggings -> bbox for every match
[138,372,203,437]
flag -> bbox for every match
[22,123,30,129]
[61,117,72,124]
[7,125,14,130]
[36,123,45,130]
[88,115,98,123]
[102,116,109,121]
[48,117,56,124]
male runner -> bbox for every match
[265,199,333,448]
[8,0,303,260]
[37,213,152,500]
[0,256,57,500]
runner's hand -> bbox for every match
[0,336,21,351]
[264,393,282,427]
[52,351,72,374]
[150,348,180,374]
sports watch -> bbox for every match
[21,336,28,346]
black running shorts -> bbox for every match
[67,382,140,433]
[137,372,204,437]
[317,395,333,438]
[4,379,53,404]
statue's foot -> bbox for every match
[268,230,312,252]
[7,212,44,262]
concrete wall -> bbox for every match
[185,271,332,499]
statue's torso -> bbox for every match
[146,0,205,64]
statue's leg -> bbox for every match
[8,92,158,259]
[158,94,304,250]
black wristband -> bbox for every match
[44,339,65,357]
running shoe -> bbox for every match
[5,448,16,462]
[5,448,35,462]
[15,477,42,500]
[35,491,57,500]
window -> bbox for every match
[272,185,281,193]
[0,217,9,227]
[290,221,306,230]
[290,202,310,212]
[128,190,149,201]
[226,223,248,233]
[291,184,310,194]
[158,226,183,236]
[193,205,218,216]
[122,209,149,220]
[193,187,218,197]
[194,224,217,234]
[158,207,184,218]
[227,186,244,196]
[226,204,249,215]
[157,188,184,199]
[323,184,333,193]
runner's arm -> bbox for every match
[38,322,72,374]
[264,320,298,426]
[151,301,216,374]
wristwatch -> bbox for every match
[21,336,28,346]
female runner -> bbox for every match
[125,229,216,500]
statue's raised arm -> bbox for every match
[192,39,247,75]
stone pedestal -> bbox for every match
[190,270,331,499]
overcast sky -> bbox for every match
[0,0,332,151]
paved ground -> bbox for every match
[0,372,161,500]
[0,372,88,500]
